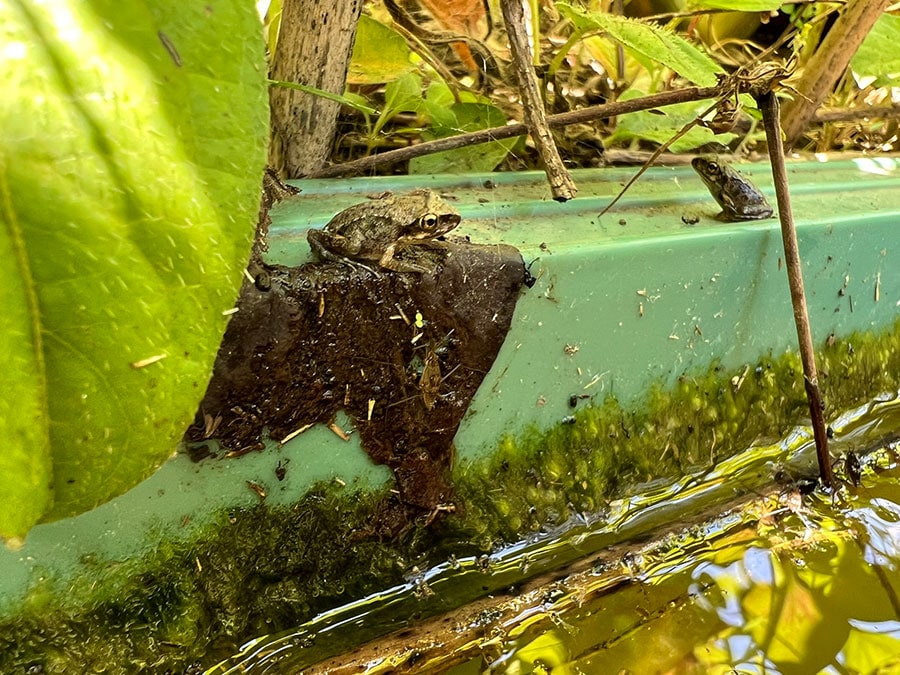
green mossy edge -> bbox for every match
[3,319,900,673]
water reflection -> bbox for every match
[210,397,900,674]
[482,461,900,675]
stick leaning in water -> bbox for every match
[756,90,833,487]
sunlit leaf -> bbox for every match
[410,102,515,174]
[348,14,415,85]
[557,3,721,86]
[692,631,748,671]
[508,629,570,671]
[384,72,426,117]
[583,35,650,86]
[263,0,282,59]
[740,556,842,675]
[686,0,784,10]
[763,581,821,665]
[423,81,460,129]
[416,0,489,37]
[0,0,267,540]
[851,13,900,87]
[606,90,733,152]
[842,628,900,673]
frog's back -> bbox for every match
[324,201,380,235]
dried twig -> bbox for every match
[815,105,900,123]
[500,0,576,201]
[756,88,833,488]
[781,0,891,147]
[307,85,720,178]
[597,95,723,217]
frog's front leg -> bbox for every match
[306,228,337,262]
[378,241,430,273]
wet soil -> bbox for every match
[187,241,525,519]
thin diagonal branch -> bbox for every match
[307,85,721,178]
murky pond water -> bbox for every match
[211,395,900,674]
[445,462,900,674]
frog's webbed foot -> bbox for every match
[377,244,423,274]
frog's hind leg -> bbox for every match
[307,229,379,273]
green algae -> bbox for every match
[3,320,900,674]
[453,319,900,547]
[0,488,424,673]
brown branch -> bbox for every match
[307,85,721,178]
[499,0,576,200]
[603,150,700,166]
[781,0,891,147]
[756,90,833,488]
[815,105,900,123]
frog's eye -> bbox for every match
[422,213,439,229]
[707,161,720,172]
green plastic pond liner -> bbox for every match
[1,158,899,673]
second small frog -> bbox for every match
[692,157,774,222]
[307,189,461,273]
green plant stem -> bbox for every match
[268,79,380,116]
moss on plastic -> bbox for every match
[0,487,423,673]
[451,319,900,547]
[2,320,900,673]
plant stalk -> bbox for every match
[500,0,576,201]
[757,90,833,487]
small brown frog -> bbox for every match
[692,157,774,222]
[307,189,461,273]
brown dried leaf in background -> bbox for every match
[417,0,489,38]
[417,0,490,71]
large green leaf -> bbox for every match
[0,0,268,541]
[557,3,721,87]
[686,0,784,9]
[851,13,900,87]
